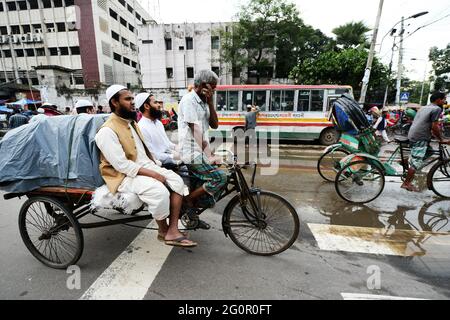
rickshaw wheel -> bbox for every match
[18,196,83,269]
[335,160,385,204]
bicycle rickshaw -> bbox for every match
[4,151,300,269]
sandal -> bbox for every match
[401,183,419,192]
[165,236,197,248]
[157,232,188,242]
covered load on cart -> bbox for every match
[0,114,144,214]
[329,94,380,156]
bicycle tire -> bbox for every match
[223,190,299,256]
[317,147,350,182]
[427,159,450,198]
[19,196,84,269]
[335,160,385,204]
[418,198,450,233]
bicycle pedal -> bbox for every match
[197,219,211,230]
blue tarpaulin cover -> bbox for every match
[0,114,110,193]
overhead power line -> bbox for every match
[404,12,450,40]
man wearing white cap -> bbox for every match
[29,107,47,123]
[135,92,179,166]
[74,100,95,114]
[95,85,196,247]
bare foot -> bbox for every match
[401,183,419,192]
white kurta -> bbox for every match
[138,117,176,164]
[95,121,189,220]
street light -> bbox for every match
[394,11,429,105]
[411,58,428,106]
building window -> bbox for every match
[65,0,74,6]
[166,68,174,79]
[31,78,39,85]
[128,24,135,33]
[165,38,172,50]
[53,0,63,7]
[127,4,133,13]
[17,1,28,10]
[11,25,21,34]
[25,49,35,56]
[109,8,117,20]
[56,23,66,32]
[118,0,125,6]
[49,48,58,56]
[211,36,220,50]
[179,46,184,51]
[123,57,130,65]
[60,47,69,55]
[74,77,84,85]
[0,3,3,12]
[131,61,137,68]
[120,17,127,28]
[3,50,12,58]
[135,13,141,21]
[111,30,119,41]
[46,23,55,32]
[36,48,45,56]
[27,0,38,9]
[15,49,25,57]
[23,25,31,33]
[212,67,220,76]
[7,2,17,11]
[186,37,193,50]
[187,67,194,79]
[121,37,129,47]
[70,46,80,55]
[113,52,121,62]
[42,0,51,8]
[130,42,136,51]
[0,27,7,35]
[142,40,153,44]
[32,24,42,32]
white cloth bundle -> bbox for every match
[90,185,145,215]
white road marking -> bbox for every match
[308,223,450,257]
[80,220,173,300]
[341,293,427,300]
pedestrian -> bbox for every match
[8,109,28,129]
[64,107,71,115]
[401,92,450,192]
[74,100,95,114]
[373,107,391,143]
[97,105,105,114]
[244,104,259,163]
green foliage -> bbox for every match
[220,0,333,83]
[290,48,388,102]
[429,44,450,91]
[402,79,431,105]
[332,21,371,49]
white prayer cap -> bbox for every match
[41,102,53,107]
[75,99,93,109]
[106,84,127,103]
[37,108,45,114]
[134,92,151,110]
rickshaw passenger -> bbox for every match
[95,85,197,248]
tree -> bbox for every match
[332,21,371,49]
[220,0,333,83]
[290,48,388,102]
[429,44,450,91]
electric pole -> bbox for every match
[395,17,405,105]
[359,0,384,105]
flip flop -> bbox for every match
[157,232,188,242]
[165,236,197,248]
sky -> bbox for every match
[137,0,450,81]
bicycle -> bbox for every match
[334,137,450,204]
[5,151,300,269]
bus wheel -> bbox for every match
[319,128,339,146]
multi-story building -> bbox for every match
[0,0,152,96]
[139,22,235,90]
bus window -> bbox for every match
[311,90,324,112]
[297,90,310,112]
[270,90,295,112]
[254,91,267,111]
[216,91,226,111]
[283,90,295,111]
[242,91,253,109]
[228,91,239,111]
